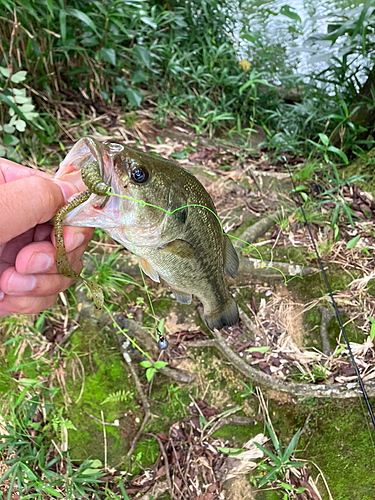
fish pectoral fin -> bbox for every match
[139,257,160,283]
[224,235,239,278]
[161,239,195,258]
[170,288,192,305]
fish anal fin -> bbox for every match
[171,288,192,305]
[224,235,239,278]
[161,239,195,258]
[139,257,160,283]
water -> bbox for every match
[233,0,365,84]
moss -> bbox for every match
[131,438,160,475]
[63,320,141,467]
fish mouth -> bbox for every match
[54,138,126,228]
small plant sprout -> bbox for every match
[239,379,254,398]
[254,422,304,488]
[140,358,168,382]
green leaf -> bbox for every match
[280,482,294,491]
[67,8,99,36]
[146,367,156,382]
[282,429,300,462]
[3,124,15,134]
[327,145,349,164]
[3,134,19,146]
[259,468,278,487]
[131,70,148,84]
[10,71,27,83]
[14,95,30,104]
[132,45,151,67]
[42,487,63,498]
[318,133,329,146]
[60,9,67,44]
[279,5,301,23]
[100,47,116,66]
[125,88,143,107]
[246,346,270,354]
[140,16,157,29]
[369,317,375,342]
[216,446,244,455]
[157,317,165,336]
[346,235,360,249]
[140,360,152,368]
[46,0,54,18]
[154,361,168,370]
[254,442,281,465]
[0,67,10,78]
[15,119,26,132]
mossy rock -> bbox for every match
[341,147,375,196]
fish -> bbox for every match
[54,137,239,331]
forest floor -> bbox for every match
[1,110,375,500]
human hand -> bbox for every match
[0,158,94,316]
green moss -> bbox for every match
[63,320,140,467]
[131,438,160,475]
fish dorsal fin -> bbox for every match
[161,239,195,258]
[139,257,160,283]
[170,288,192,305]
[224,235,239,278]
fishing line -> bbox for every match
[284,160,375,428]
[108,189,303,286]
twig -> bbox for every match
[101,410,108,471]
[88,414,119,426]
[184,329,375,398]
[147,433,175,500]
[116,332,151,465]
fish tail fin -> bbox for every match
[204,297,239,331]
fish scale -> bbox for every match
[54,137,239,331]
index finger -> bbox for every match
[0,158,51,184]
[0,175,78,246]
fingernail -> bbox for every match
[8,273,36,293]
[55,181,77,203]
[27,252,53,273]
[0,291,4,301]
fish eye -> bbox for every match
[131,167,149,184]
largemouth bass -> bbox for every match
[54,138,239,331]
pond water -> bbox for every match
[233,0,365,82]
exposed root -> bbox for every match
[318,306,335,356]
[234,214,276,248]
[185,329,375,398]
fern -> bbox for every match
[101,389,132,405]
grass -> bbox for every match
[1,1,375,498]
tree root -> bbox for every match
[234,214,277,248]
[318,306,335,356]
[185,329,375,399]
[238,257,318,278]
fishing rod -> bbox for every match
[284,158,375,428]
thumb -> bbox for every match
[0,176,78,246]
